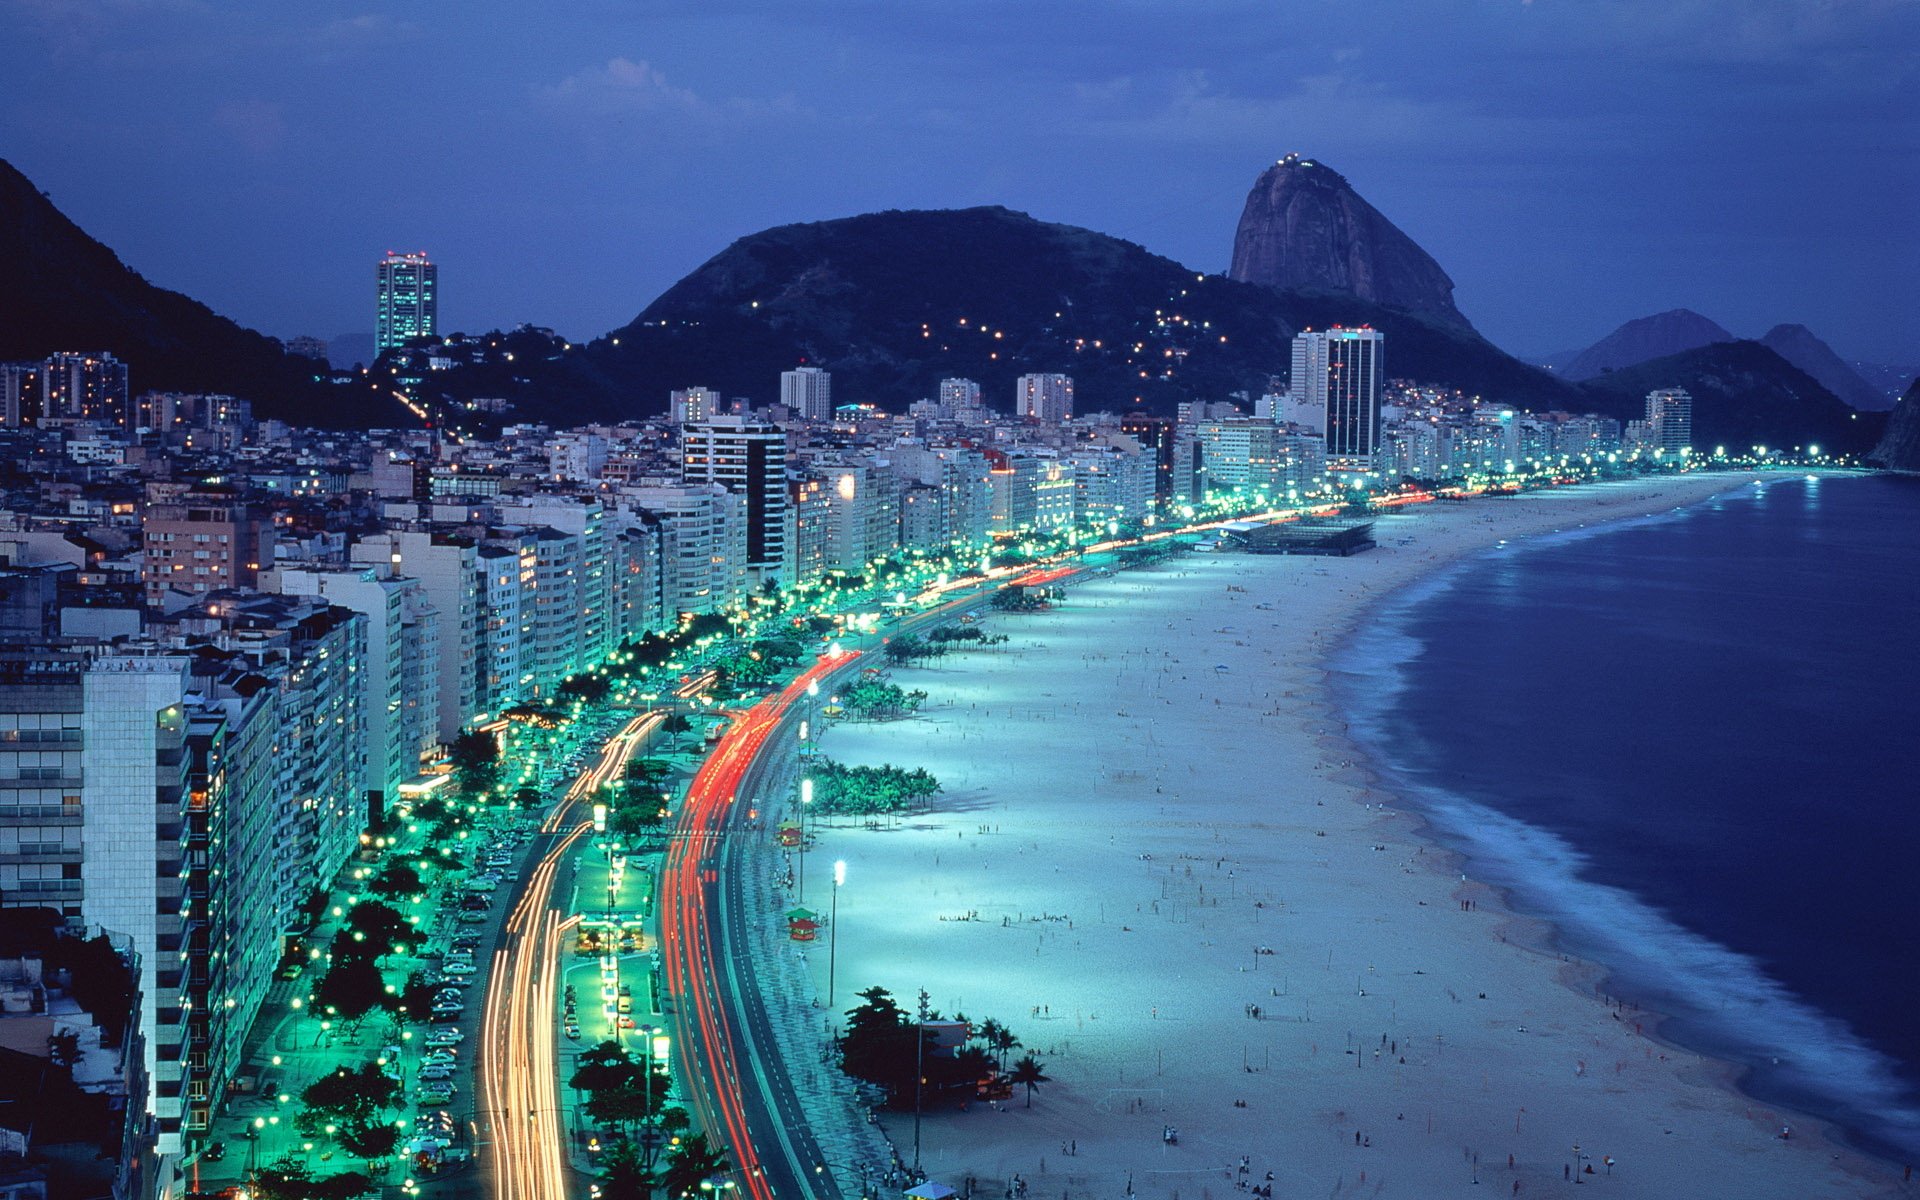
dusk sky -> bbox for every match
[5,0,1916,363]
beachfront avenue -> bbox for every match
[188,449,1830,1200]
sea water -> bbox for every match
[1332,473,1920,1162]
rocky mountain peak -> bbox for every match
[1227,154,1472,330]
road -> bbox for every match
[660,652,869,1200]
[475,711,663,1200]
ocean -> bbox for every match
[1332,472,1920,1163]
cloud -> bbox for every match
[213,98,285,154]
[536,56,807,126]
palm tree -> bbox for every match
[1008,1054,1050,1108]
[597,1137,654,1200]
[661,1132,731,1198]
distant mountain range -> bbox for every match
[0,156,1894,451]
[1538,309,1899,414]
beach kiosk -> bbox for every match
[905,1183,956,1200]
[788,917,819,942]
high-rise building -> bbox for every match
[1119,412,1175,503]
[670,386,723,424]
[376,252,437,353]
[1016,373,1074,423]
[682,417,791,587]
[1645,388,1693,455]
[1291,328,1382,468]
[781,367,833,422]
[938,378,982,416]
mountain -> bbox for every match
[1868,378,1920,471]
[0,158,389,427]
[1757,324,1888,411]
[1559,310,1735,381]
[1579,340,1883,454]
[1227,154,1472,330]
[430,205,1580,423]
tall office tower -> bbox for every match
[1645,388,1693,455]
[682,416,792,587]
[376,251,437,353]
[670,386,723,424]
[781,366,833,422]
[1016,373,1074,423]
[1290,327,1382,468]
[938,377,982,416]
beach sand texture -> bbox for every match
[782,474,1903,1200]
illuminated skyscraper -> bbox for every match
[376,251,437,352]
[1645,388,1693,455]
[1290,328,1382,468]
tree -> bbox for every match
[1008,1054,1051,1107]
[660,1132,731,1199]
[837,987,925,1104]
[976,1018,1021,1070]
[314,954,387,1024]
[297,1062,401,1151]
[250,1159,375,1200]
[337,1119,399,1166]
[367,861,422,900]
[597,1135,655,1200]
[345,900,419,957]
[660,713,693,747]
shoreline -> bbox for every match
[1317,469,1917,1174]
[782,470,1903,1199]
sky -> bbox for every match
[4,0,1917,363]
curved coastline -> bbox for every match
[790,468,1904,1200]
[1318,470,1920,1171]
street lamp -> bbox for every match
[829,860,846,1008]
[798,777,813,902]
[913,988,929,1172]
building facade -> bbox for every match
[376,252,437,353]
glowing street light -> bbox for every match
[829,860,846,1008]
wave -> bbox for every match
[1329,487,1920,1162]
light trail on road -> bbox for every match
[660,650,862,1200]
[484,707,661,1200]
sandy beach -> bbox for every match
[772,472,1903,1200]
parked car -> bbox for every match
[443,961,476,976]
[418,1082,456,1104]
[426,1029,463,1047]
[431,1002,463,1017]
[418,1065,456,1082]
[458,912,487,924]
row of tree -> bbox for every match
[571,1040,734,1199]
[838,679,927,721]
[806,759,942,816]
[839,988,1050,1108]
